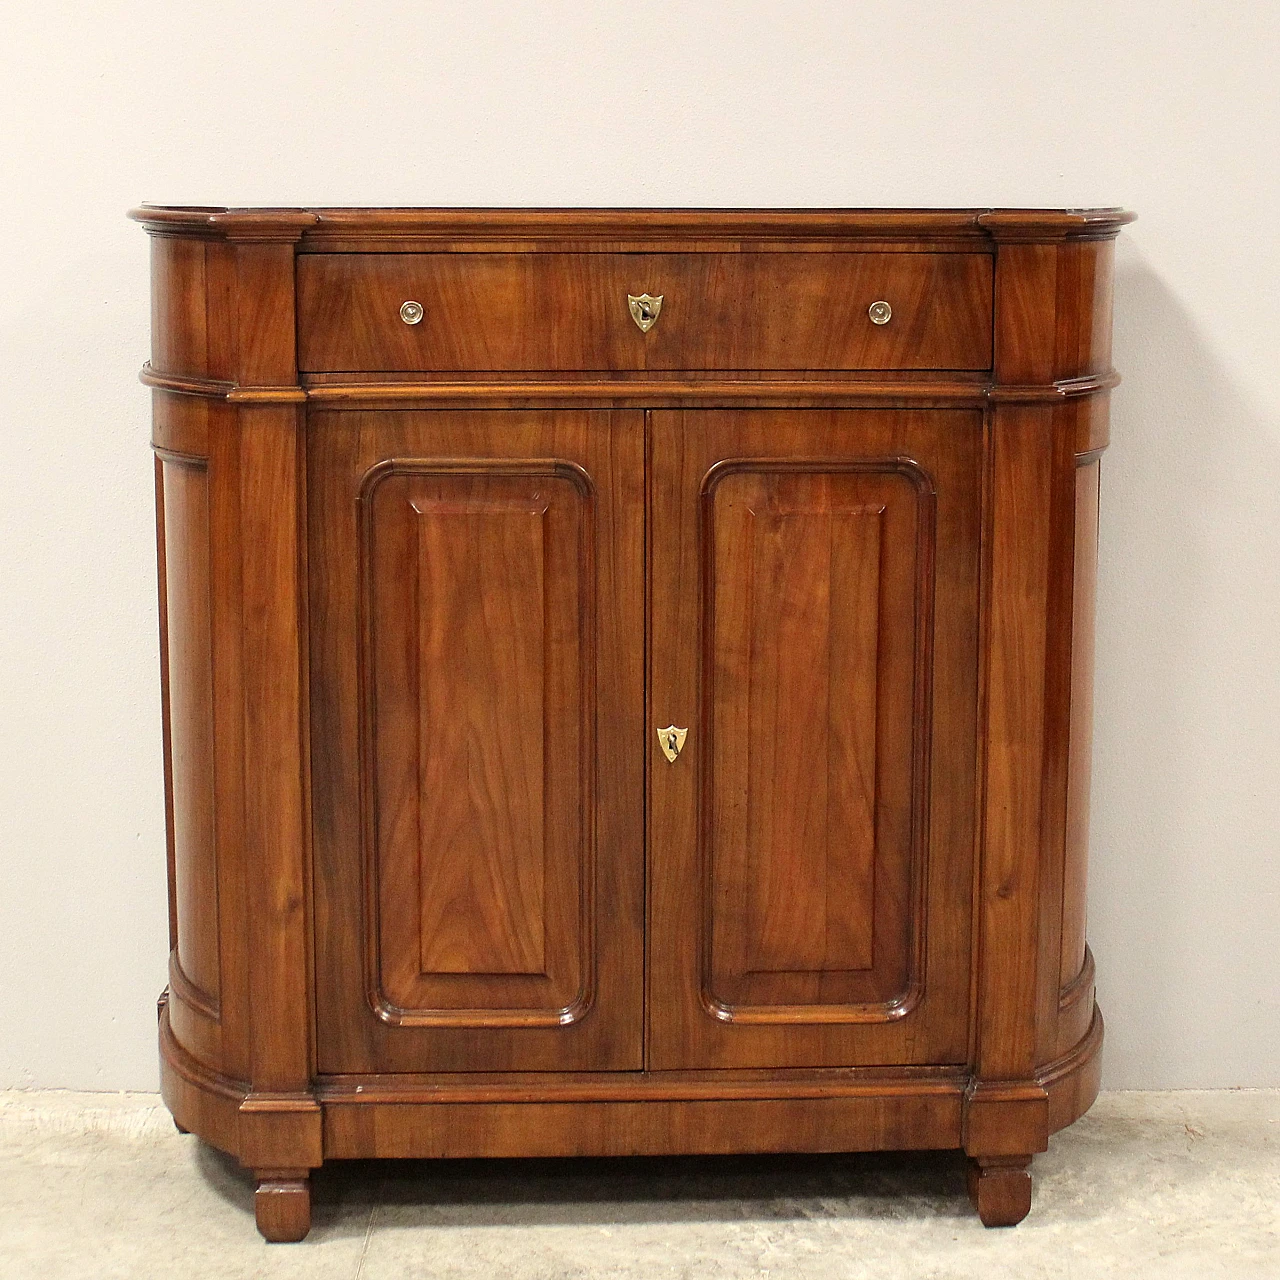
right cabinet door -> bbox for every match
[648,409,982,1069]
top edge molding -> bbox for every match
[128,206,1135,244]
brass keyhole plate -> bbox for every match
[628,293,663,333]
[657,724,688,763]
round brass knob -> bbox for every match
[399,300,424,325]
[868,300,892,325]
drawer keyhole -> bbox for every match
[628,293,663,333]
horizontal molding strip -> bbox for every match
[129,206,1136,244]
[315,1074,968,1107]
[167,949,219,1023]
[158,980,1100,1115]
[142,364,1118,406]
[227,385,308,404]
[1058,945,1097,1013]
[988,371,1121,401]
[159,992,248,1101]
[305,378,991,407]
[141,365,305,401]
[1037,1005,1104,1090]
[140,366,235,398]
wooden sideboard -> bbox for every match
[131,206,1132,1241]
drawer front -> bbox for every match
[297,253,993,373]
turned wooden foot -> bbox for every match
[967,1156,1033,1227]
[254,1169,311,1242]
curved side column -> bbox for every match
[146,223,321,1240]
[966,228,1120,1223]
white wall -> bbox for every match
[2,2,1277,1091]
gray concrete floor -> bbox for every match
[0,1090,1276,1279]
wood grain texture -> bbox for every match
[411,492,548,978]
[967,1156,1033,1227]
[1050,453,1102,1059]
[359,460,595,1026]
[151,391,248,1082]
[1061,461,1100,993]
[736,495,881,978]
[142,366,1122,410]
[648,409,981,1070]
[320,1094,965,1161]
[156,452,221,1015]
[702,461,934,1015]
[309,411,644,1073]
[236,399,319,1162]
[994,239,1120,384]
[157,990,1101,1146]
[148,236,234,381]
[253,1172,311,1243]
[297,252,993,373]
[975,405,1054,1084]
[136,207,1130,1237]
[314,1066,966,1102]
[130,205,1135,245]
[150,237,210,377]
[968,228,1119,1149]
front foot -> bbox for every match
[966,1155,1032,1227]
[254,1169,311,1242]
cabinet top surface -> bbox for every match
[129,206,1135,245]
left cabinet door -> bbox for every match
[309,410,645,1073]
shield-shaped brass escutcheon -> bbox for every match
[657,724,688,763]
[628,293,663,333]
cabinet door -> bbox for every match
[648,410,981,1069]
[310,410,644,1072]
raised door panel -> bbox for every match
[1061,459,1099,994]
[363,461,592,1024]
[705,462,931,1016]
[157,452,221,1016]
[648,409,981,1070]
[310,410,644,1073]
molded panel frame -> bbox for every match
[155,447,223,1022]
[646,408,981,1073]
[355,457,598,1031]
[697,457,938,1026]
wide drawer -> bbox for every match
[296,252,993,373]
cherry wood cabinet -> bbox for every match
[132,206,1132,1241]
[308,409,646,1075]
[648,408,981,1073]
